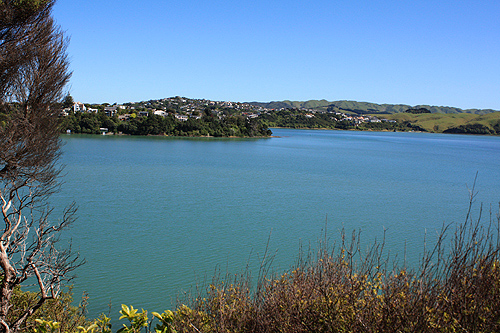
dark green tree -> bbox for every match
[62,93,74,109]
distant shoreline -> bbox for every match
[62,132,273,139]
[268,126,486,136]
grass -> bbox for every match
[382,112,500,133]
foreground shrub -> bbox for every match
[8,287,88,333]
[177,199,500,332]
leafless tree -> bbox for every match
[0,1,82,332]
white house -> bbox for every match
[153,110,167,117]
[73,102,86,112]
[175,114,188,121]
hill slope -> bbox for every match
[247,100,498,115]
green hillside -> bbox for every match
[381,112,500,134]
[248,100,499,115]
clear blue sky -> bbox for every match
[53,0,500,110]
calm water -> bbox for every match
[51,128,500,318]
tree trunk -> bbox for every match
[0,251,15,333]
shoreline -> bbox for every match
[62,132,273,139]
[268,126,500,136]
[62,127,500,139]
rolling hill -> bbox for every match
[247,100,499,115]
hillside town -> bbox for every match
[61,96,397,125]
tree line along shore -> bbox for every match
[52,96,500,137]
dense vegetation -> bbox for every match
[443,123,497,135]
[60,110,272,137]
[406,107,432,114]
[258,109,426,132]
[8,288,88,333]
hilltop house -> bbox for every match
[153,110,167,117]
[73,102,86,112]
[104,106,118,117]
[118,114,131,121]
[175,114,188,121]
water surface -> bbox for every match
[52,129,500,318]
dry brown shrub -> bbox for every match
[175,189,500,333]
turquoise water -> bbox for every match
[52,129,500,318]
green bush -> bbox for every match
[9,287,89,333]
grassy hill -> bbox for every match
[248,100,499,115]
[378,112,500,134]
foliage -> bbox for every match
[443,123,493,134]
[71,305,177,333]
[258,109,423,132]
[151,310,176,333]
[116,305,148,333]
[33,319,59,333]
[60,111,272,138]
[406,107,431,114]
[62,94,74,109]
[5,286,88,333]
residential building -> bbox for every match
[104,106,118,117]
[73,102,86,112]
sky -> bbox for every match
[52,0,500,110]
